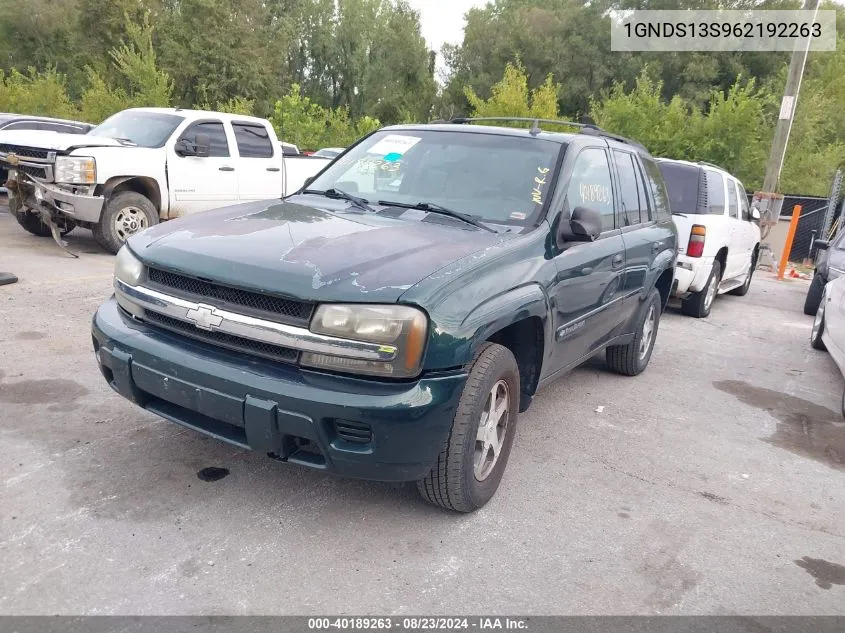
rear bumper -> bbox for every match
[672,255,714,296]
[91,298,467,482]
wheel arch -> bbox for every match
[101,176,162,215]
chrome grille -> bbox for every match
[0,144,51,160]
[146,267,314,324]
[144,310,298,364]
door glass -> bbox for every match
[567,147,615,232]
[704,170,726,215]
[641,156,670,221]
[233,123,274,158]
[737,182,751,220]
[727,178,739,218]
[180,121,229,157]
[612,150,641,226]
[634,159,652,221]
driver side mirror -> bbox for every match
[559,206,603,244]
[174,133,210,158]
[815,240,830,251]
[751,207,761,221]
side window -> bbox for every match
[737,181,751,221]
[704,170,726,215]
[233,123,274,158]
[727,178,739,218]
[612,150,641,226]
[567,147,616,232]
[180,121,229,157]
[633,158,652,222]
[640,156,670,221]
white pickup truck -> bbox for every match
[656,159,761,318]
[0,107,332,255]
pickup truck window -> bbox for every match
[233,123,274,158]
[181,121,229,157]
[91,110,184,148]
[566,147,615,231]
[307,129,562,226]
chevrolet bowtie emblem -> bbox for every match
[185,304,223,331]
[6,153,20,166]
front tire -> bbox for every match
[14,209,76,238]
[810,294,827,351]
[682,260,721,318]
[804,273,826,316]
[729,250,757,296]
[417,342,520,512]
[93,191,158,254]
[606,288,661,376]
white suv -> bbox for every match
[656,159,761,318]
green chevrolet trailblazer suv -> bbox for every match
[92,119,678,512]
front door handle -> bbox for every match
[611,254,624,270]
[266,167,281,172]
[219,166,235,172]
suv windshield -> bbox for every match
[90,111,184,148]
[305,129,563,226]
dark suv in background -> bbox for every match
[92,118,678,512]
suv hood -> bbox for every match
[129,198,510,304]
[0,129,121,152]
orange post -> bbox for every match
[778,205,802,280]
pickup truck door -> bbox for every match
[548,145,629,375]
[166,119,239,216]
[231,121,284,201]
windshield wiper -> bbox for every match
[378,200,496,233]
[303,188,375,213]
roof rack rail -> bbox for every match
[442,116,648,151]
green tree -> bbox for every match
[0,68,77,119]
[465,62,561,123]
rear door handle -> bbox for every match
[266,167,280,172]
[219,166,235,172]
[611,254,624,270]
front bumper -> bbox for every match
[92,298,467,482]
[7,174,103,223]
[672,255,715,296]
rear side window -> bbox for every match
[657,162,699,213]
[641,157,671,221]
[180,121,229,157]
[233,123,274,158]
[727,179,739,218]
[705,170,726,215]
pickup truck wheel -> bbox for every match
[14,210,76,238]
[606,287,661,376]
[804,273,826,316]
[681,260,721,318]
[417,342,519,512]
[810,294,827,351]
[94,192,158,254]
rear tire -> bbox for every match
[606,288,661,376]
[93,191,158,254]
[14,210,76,238]
[417,342,520,513]
[682,260,721,318]
[804,273,826,316]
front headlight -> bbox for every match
[302,304,428,378]
[114,246,144,317]
[55,156,96,184]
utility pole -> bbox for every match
[759,0,821,198]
